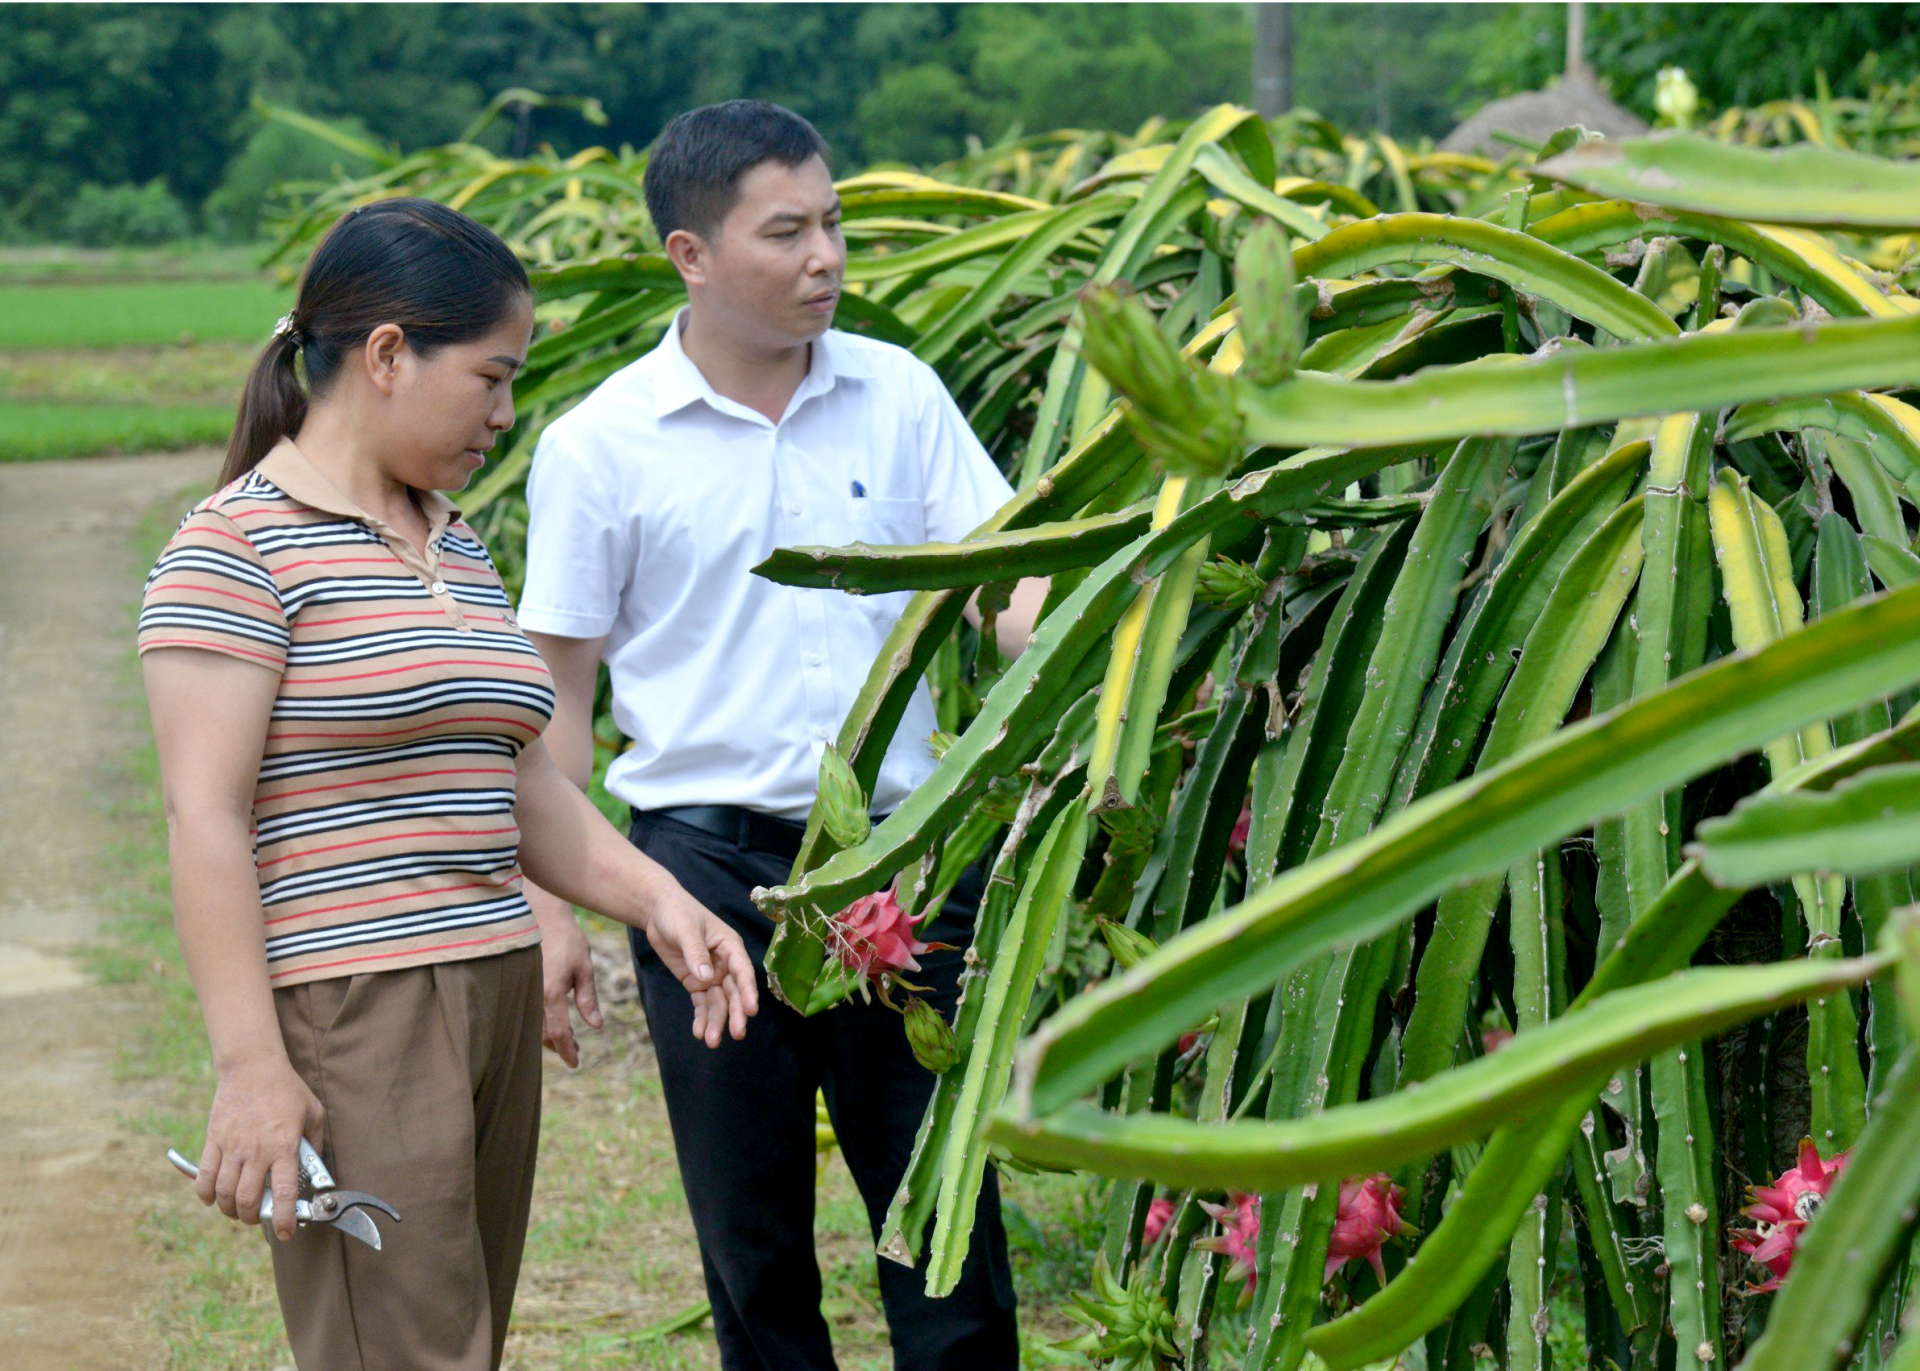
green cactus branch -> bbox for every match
[1232,311,1920,451]
[1537,132,1920,232]
[987,957,1883,1188]
[1014,578,1920,1117]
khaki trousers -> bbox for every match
[266,947,543,1371]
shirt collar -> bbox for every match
[255,438,461,537]
[651,307,873,422]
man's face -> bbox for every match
[692,154,844,349]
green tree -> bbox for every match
[202,114,377,242]
[0,5,245,231]
[858,65,982,167]
[958,4,1252,138]
[1463,3,1920,118]
[2,2,1907,244]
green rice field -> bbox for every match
[0,399,233,462]
[0,245,280,460]
[0,277,291,349]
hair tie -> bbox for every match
[272,313,303,347]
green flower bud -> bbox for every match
[927,729,959,762]
[902,996,960,1074]
[1655,66,1699,130]
[1078,286,1244,479]
[1099,918,1160,972]
[816,743,870,848]
[1234,218,1310,387]
[1056,1253,1182,1369]
[1195,557,1266,609]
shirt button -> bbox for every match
[429,581,447,595]
[786,502,802,517]
[807,650,824,667]
[815,726,830,740]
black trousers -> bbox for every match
[626,811,1019,1371]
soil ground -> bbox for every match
[0,448,218,1369]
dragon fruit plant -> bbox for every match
[748,123,1920,1371]
[293,88,1920,1371]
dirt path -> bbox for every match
[0,449,221,1369]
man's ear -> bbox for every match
[363,323,407,396]
[663,227,709,289]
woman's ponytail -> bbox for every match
[215,198,530,492]
[220,327,308,488]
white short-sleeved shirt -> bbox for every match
[518,310,1015,820]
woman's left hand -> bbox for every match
[643,883,760,1046]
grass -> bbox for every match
[0,277,292,349]
[0,262,264,460]
[0,398,232,462]
[0,341,256,404]
[98,484,1091,1370]
[0,241,284,284]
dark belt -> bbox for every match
[633,804,814,863]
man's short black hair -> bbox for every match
[644,100,831,243]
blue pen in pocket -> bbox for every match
[851,480,867,498]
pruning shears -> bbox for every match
[166,1137,400,1250]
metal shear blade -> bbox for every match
[329,1204,384,1250]
[306,1186,401,1250]
[165,1139,401,1251]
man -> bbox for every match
[516,100,1043,1370]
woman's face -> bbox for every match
[382,293,535,493]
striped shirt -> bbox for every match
[138,439,551,987]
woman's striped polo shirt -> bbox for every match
[138,439,553,987]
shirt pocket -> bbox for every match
[847,495,926,547]
[843,496,925,625]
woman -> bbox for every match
[138,197,758,1371]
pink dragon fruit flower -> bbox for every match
[1142,1197,1176,1247]
[831,884,931,993]
[1196,1193,1261,1284]
[1325,1173,1416,1284]
[1228,799,1253,856]
[1730,1138,1850,1293]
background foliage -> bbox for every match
[10,2,1920,243]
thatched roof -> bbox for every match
[1441,68,1647,156]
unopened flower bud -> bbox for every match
[903,996,960,1074]
[1655,66,1699,130]
[1195,557,1266,609]
[816,743,870,847]
[1099,918,1160,971]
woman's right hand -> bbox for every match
[641,880,761,1047]
[197,1054,326,1242]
